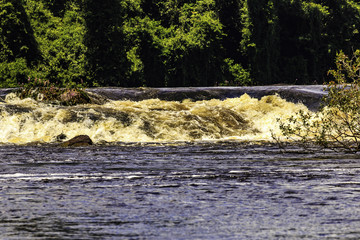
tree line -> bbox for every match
[1,0,360,88]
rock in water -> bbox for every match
[61,135,93,147]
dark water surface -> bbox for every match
[1,142,360,239]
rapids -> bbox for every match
[0,86,316,144]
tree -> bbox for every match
[215,0,243,61]
[83,0,135,86]
[0,0,40,63]
[1,0,359,88]
[245,0,280,85]
[317,0,360,74]
[275,1,329,84]
[24,0,87,85]
[113,0,228,87]
[0,0,41,86]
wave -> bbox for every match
[0,86,324,144]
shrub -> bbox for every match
[16,77,90,106]
[276,50,360,152]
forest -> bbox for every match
[1,0,360,88]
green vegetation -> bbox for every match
[1,0,360,87]
[277,50,360,152]
[0,0,86,88]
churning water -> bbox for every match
[1,87,360,239]
[0,88,310,144]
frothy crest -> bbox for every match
[0,93,309,144]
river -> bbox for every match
[1,143,360,239]
[1,86,360,239]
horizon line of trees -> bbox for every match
[1,0,360,88]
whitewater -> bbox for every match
[0,86,322,144]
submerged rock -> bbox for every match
[56,133,67,141]
[61,135,93,147]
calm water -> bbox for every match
[1,142,360,239]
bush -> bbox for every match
[276,50,360,152]
[16,77,90,106]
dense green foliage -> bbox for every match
[1,0,86,87]
[277,50,360,152]
[1,0,360,87]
